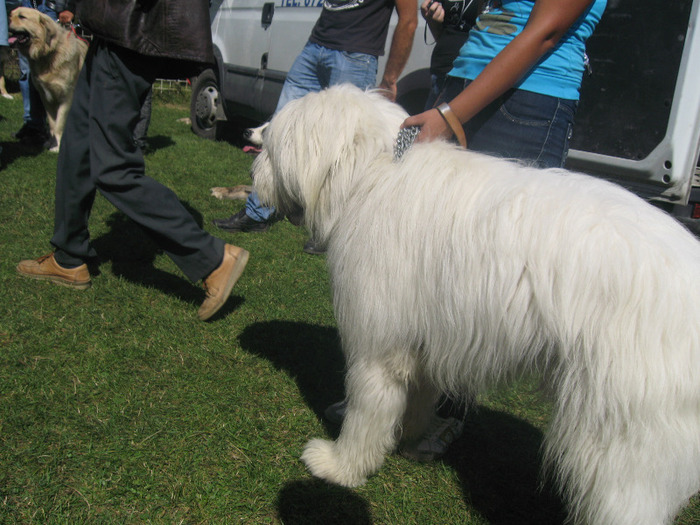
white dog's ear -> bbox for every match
[262,85,406,241]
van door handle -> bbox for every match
[262,2,274,28]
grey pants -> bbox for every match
[51,40,223,282]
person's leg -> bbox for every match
[16,0,32,124]
[245,190,276,222]
[133,86,153,151]
[441,77,577,169]
[17,52,31,124]
[57,41,224,282]
[325,48,378,90]
[0,1,11,99]
[17,2,56,139]
[424,73,445,111]
[27,76,47,135]
[91,42,225,281]
[50,44,98,267]
[467,89,576,168]
[0,47,12,98]
[274,42,324,113]
[217,42,326,229]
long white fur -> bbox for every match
[252,84,700,525]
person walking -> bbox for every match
[16,0,249,321]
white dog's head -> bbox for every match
[252,84,408,242]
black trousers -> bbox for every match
[51,40,223,282]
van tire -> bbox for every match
[191,69,222,140]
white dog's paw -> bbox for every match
[301,438,367,488]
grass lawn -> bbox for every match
[1,89,698,524]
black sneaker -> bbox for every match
[13,123,33,139]
[212,209,271,233]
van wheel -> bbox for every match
[191,69,222,140]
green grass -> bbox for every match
[1,90,698,524]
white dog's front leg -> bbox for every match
[302,363,408,487]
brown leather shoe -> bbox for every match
[198,244,249,321]
[16,253,91,290]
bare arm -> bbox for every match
[378,0,419,101]
[403,0,595,142]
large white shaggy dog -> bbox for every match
[9,7,88,151]
[252,84,700,524]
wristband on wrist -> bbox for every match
[436,102,467,148]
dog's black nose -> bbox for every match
[243,128,253,139]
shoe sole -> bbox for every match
[16,269,91,290]
[198,249,249,321]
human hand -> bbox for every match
[58,10,74,25]
[420,0,445,23]
[401,109,451,143]
[377,78,398,102]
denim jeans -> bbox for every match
[424,72,448,112]
[439,76,578,169]
[246,42,378,222]
[19,0,57,126]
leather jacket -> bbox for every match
[76,0,214,76]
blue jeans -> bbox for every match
[440,76,578,168]
[246,42,379,222]
[424,72,448,111]
[19,0,57,126]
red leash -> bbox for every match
[69,24,89,45]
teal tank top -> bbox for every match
[449,0,607,100]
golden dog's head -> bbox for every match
[8,7,61,60]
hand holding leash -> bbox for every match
[401,108,455,145]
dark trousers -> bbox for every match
[51,40,223,282]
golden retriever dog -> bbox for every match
[9,7,88,152]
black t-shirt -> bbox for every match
[309,0,395,57]
[430,0,479,75]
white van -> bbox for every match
[191,0,700,231]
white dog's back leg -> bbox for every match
[399,372,441,444]
[545,373,700,525]
[301,360,409,487]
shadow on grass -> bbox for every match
[240,321,566,524]
[444,407,566,525]
[239,320,345,425]
[277,479,373,525]
[142,134,175,154]
[90,208,244,314]
[0,139,51,169]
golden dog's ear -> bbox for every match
[41,14,58,50]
